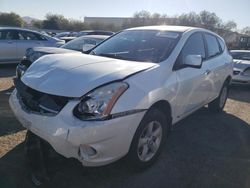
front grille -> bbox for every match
[14,79,69,116]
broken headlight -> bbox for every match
[73,82,128,120]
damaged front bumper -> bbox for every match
[9,89,145,166]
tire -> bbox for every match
[208,81,229,113]
[127,108,170,169]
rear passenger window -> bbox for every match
[179,33,205,64]
[0,30,17,40]
[204,34,220,58]
[18,31,46,41]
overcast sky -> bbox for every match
[0,0,249,29]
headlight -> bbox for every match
[73,82,129,120]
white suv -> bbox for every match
[10,26,233,168]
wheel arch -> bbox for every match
[148,100,172,126]
[225,75,232,85]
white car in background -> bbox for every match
[10,26,233,168]
[0,27,65,64]
[231,50,250,85]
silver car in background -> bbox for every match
[231,50,250,85]
[0,27,65,64]
[16,35,109,78]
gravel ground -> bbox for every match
[0,65,249,188]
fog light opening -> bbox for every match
[78,145,97,160]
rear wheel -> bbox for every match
[208,82,229,112]
[127,108,170,169]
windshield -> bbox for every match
[61,37,103,51]
[91,30,181,63]
[231,51,250,60]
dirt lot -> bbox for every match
[0,64,250,188]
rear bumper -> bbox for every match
[9,89,145,166]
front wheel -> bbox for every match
[208,82,229,112]
[127,108,170,169]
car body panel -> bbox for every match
[21,53,156,97]
[232,59,250,84]
[16,35,109,79]
[113,28,232,123]
[28,46,80,54]
[16,39,47,60]
[10,26,233,166]
[9,89,146,166]
[231,50,250,85]
[0,27,65,64]
[0,39,18,63]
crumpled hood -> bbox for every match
[21,53,156,97]
[233,59,250,70]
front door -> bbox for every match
[174,32,212,120]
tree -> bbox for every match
[199,10,221,30]
[68,19,86,31]
[31,20,43,29]
[222,21,237,31]
[133,10,151,19]
[0,12,23,27]
[122,10,168,28]
[241,27,250,35]
[178,12,201,27]
[42,13,69,30]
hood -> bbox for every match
[32,47,79,54]
[233,59,250,70]
[21,53,156,97]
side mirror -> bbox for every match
[183,55,202,68]
[82,44,95,53]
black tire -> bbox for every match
[127,108,170,169]
[208,81,229,113]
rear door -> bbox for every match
[174,32,212,119]
[0,30,18,63]
[16,31,46,59]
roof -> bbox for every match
[126,25,196,32]
[0,27,45,35]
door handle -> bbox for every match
[204,69,211,75]
[7,41,13,44]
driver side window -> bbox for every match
[178,33,205,67]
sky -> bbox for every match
[0,0,249,29]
